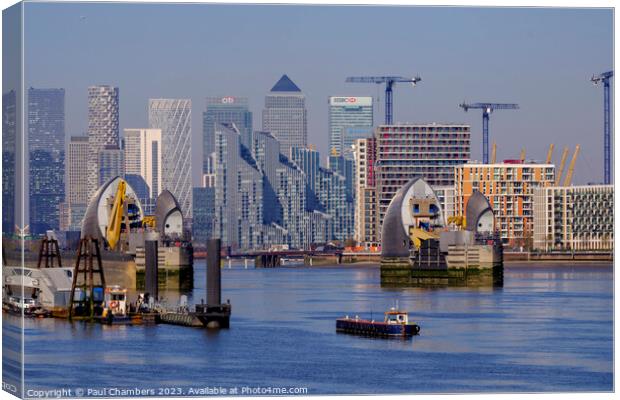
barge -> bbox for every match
[336,308,420,338]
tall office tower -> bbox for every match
[262,74,307,154]
[65,136,90,205]
[328,96,373,157]
[28,88,65,233]
[123,128,162,207]
[98,145,124,186]
[533,185,613,252]
[455,161,555,246]
[290,147,352,242]
[61,136,90,232]
[353,137,378,248]
[148,99,192,219]
[375,124,471,238]
[203,97,253,174]
[87,85,119,198]
[214,123,265,251]
[2,90,16,235]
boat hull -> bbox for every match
[336,318,420,337]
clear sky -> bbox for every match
[23,2,613,185]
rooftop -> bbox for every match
[270,74,302,92]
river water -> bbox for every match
[3,262,614,395]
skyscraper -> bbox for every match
[65,136,90,205]
[2,90,16,235]
[60,136,89,232]
[262,74,307,154]
[203,96,252,174]
[123,128,162,200]
[87,85,119,198]
[98,145,124,186]
[148,98,192,219]
[28,88,65,233]
[328,96,373,157]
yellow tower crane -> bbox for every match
[520,148,526,162]
[555,147,570,186]
[563,145,580,187]
[490,142,497,164]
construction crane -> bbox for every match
[555,147,569,186]
[520,148,526,162]
[563,145,580,187]
[459,102,519,164]
[490,142,497,164]
[545,144,555,164]
[346,76,421,124]
[591,70,613,184]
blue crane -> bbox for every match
[345,76,421,125]
[591,70,614,185]
[459,102,519,164]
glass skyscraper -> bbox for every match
[148,98,192,219]
[262,74,307,155]
[28,87,65,234]
[328,96,373,157]
[203,96,252,174]
[3,90,16,235]
[87,85,119,198]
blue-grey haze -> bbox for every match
[23,3,613,186]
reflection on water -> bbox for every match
[2,263,613,394]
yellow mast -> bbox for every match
[545,143,555,164]
[520,148,526,162]
[490,142,497,164]
[555,147,569,186]
[563,145,580,187]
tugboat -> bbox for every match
[336,307,420,338]
[100,285,143,325]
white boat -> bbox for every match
[3,266,74,316]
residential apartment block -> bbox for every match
[455,161,555,246]
[533,185,613,251]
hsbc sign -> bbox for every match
[330,96,372,106]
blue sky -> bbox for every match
[23,2,613,185]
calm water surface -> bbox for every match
[3,262,614,395]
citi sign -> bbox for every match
[221,96,235,104]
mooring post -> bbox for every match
[145,231,159,301]
[207,239,222,306]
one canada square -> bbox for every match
[262,74,307,154]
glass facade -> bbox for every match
[328,96,373,157]
[28,88,65,234]
[203,97,252,174]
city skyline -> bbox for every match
[22,3,613,186]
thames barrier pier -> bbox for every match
[380,178,503,286]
